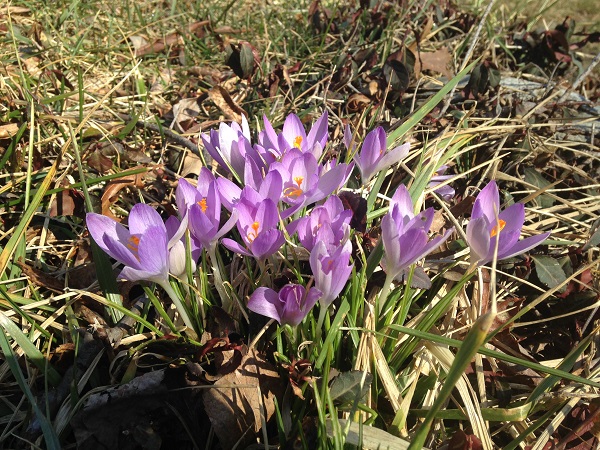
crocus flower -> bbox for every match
[221,195,285,260]
[200,115,261,180]
[381,185,453,283]
[87,204,197,330]
[351,126,410,184]
[247,284,322,326]
[270,148,351,207]
[293,195,352,252]
[86,203,172,284]
[176,169,238,249]
[260,111,328,159]
[466,181,550,267]
[309,240,353,307]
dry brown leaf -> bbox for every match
[207,86,246,122]
[0,6,30,14]
[135,20,209,57]
[101,171,147,220]
[171,97,202,133]
[0,123,19,138]
[203,349,284,449]
[415,48,453,79]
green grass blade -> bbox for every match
[0,328,61,450]
[407,312,493,450]
[0,311,61,386]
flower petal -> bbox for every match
[248,287,282,323]
[128,203,165,235]
[466,216,491,266]
[500,232,550,260]
[472,181,499,223]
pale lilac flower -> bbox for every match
[248,284,322,326]
[466,181,550,267]
[200,115,261,179]
[351,126,410,184]
[259,111,328,159]
[270,149,351,207]
[309,240,353,307]
[221,195,285,260]
[381,185,453,283]
[293,195,351,252]
[176,169,237,249]
[86,203,171,284]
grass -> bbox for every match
[1,0,599,448]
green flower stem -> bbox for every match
[159,280,195,332]
[207,243,231,313]
[377,272,395,315]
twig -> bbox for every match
[558,50,600,103]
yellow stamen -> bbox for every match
[284,186,303,198]
[247,221,260,242]
[490,219,506,237]
[293,176,304,187]
[198,198,207,213]
[294,136,303,149]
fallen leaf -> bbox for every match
[101,171,148,220]
[0,123,19,138]
[203,349,285,449]
[207,86,246,122]
[135,20,209,57]
[416,47,453,79]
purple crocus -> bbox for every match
[200,115,261,180]
[175,168,238,249]
[293,195,352,252]
[260,112,328,159]
[247,284,322,326]
[86,203,171,284]
[351,126,410,184]
[309,240,353,307]
[270,148,351,207]
[381,185,453,284]
[221,194,285,260]
[466,181,550,267]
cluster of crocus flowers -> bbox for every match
[86,111,550,332]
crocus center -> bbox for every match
[490,219,506,237]
[294,136,303,149]
[283,177,305,198]
[198,198,207,213]
[247,221,260,242]
[126,235,141,258]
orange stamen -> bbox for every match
[293,176,304,187]
[294,136,303,149]
[490,219,506,237]
[198,198,207,213]
[247,221,260,242]
[126,236,141,257]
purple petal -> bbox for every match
[176,178,199,214]
[390,185,414,220]
[128,203,165,235]
[250,228,284,260]
[216,177,241,211]
[466,216,491,266]
[500,232,550,260]
[248,287,282,323]
[373,142,410,176]
[472,181,499,223]
[306,111,328,152]
[282,114,307,150]
[221,238,252,257]
[137,226,169,277]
